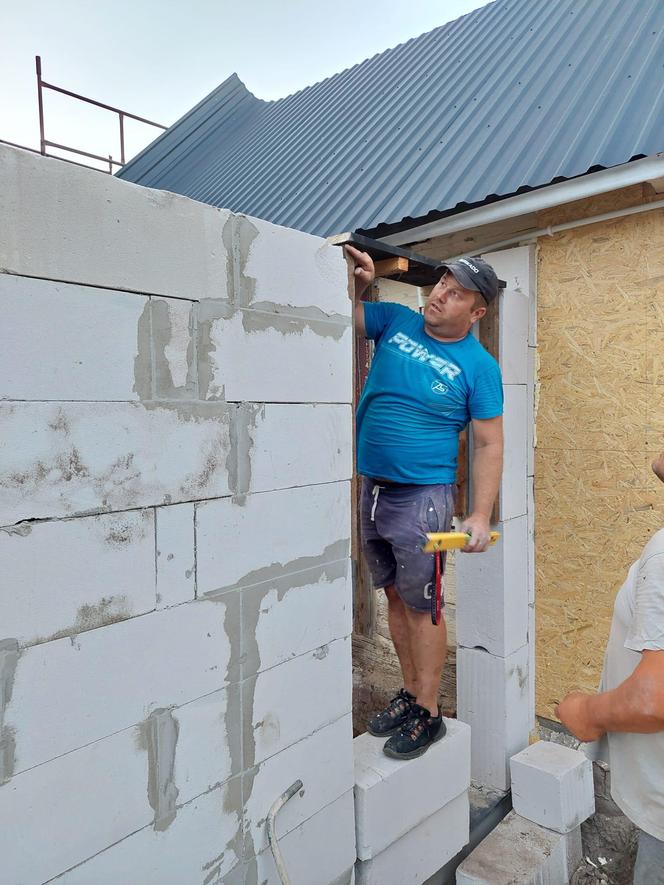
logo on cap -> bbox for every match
[459,258,479,274]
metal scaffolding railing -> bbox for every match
[33,55,167,172]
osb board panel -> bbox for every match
[536,206,664,718]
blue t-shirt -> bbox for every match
[357,301,503,484]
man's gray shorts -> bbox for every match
[360,477,455,612]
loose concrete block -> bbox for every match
[482,246,532,386]
[243,559,352,677]
[0,401,232,523]
[456,514,528,657]
[501,383,528,520]
[510,741,595,833]
[244,713,354,855]
[251,790,356,885]
[54,780,243,885]
[156,503,195,608]
[0,509,155,645]
[248,403,353,494]
[457,645,530,790]
[456,810,582,885]
[356,790,470,885]
[0,145,230,300]
[5,597,240,774]
[244,636,352,767]
[354,718,471,860]
[196,481,350,595]
[201,306,353,404]
[0,274,149,401]
[237,214,351,317]
[0,724,152,884]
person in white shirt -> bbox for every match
[556,450,664,884]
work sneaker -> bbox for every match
[366,689,416,737]
[383,703,446,759]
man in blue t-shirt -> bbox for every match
[346,245,504,758]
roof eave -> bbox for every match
[372,154,664,248]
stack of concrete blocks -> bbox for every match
[0,145,356,884]
[455,246,536,791]
[353,719,471,884]
[456,741,594,883]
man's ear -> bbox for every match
[471,306,487,324]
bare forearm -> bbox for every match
[470,441,502,518]
[585,677,664,735]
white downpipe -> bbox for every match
[379,154,664,248]
[453,196,664,260]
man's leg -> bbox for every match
[385,584,418,697]
[402,604,447,715]
[634,829,664,885]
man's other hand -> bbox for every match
[460,513,491,552]
[555,691,606,742]
[345,244,375,298]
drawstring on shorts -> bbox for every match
[370,484,380,522]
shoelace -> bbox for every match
[402,707,430,740]
[385,691,411,719]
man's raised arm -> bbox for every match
[344,244,375,337]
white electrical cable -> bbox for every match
[266,780,303,885]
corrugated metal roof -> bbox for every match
[118,0,664,238]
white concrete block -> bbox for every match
[456,811,582,885]
[0,145,230,300]
[156,503,195,608]
[527,475,535,603]
[6,597,240,773]
[457,645,530,790]
[0,274,148,401]
[173,685,242,803]
[501,384,528,520]
[0,509,155,646]
[356,791,469,885]
[353,718,471,860]
[243,558,352,677]
[203,307,352,403]
[510,741,595,833]
[0,401,232,524]
[455,515,528,657]
[244,714,354,855]
[150,296,198,399]
[248,403,353,494]
[527,346,537,477]
[244,636,352,767]
[482,246,534,378]
[528,604,536,731]
[196,481,350,594]
[252,790,356,885]
[0,724,152,885]
[55,780,243,885]
[238,214,351,317]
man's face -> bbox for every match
[423,271,486,336]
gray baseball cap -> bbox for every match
[436,256,505,304]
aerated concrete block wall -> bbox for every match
[456,246,536,791]
[0,145,356,885]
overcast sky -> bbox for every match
[2,0,492,170]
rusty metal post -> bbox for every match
[119,112,125,165]
[35,56,46,155]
